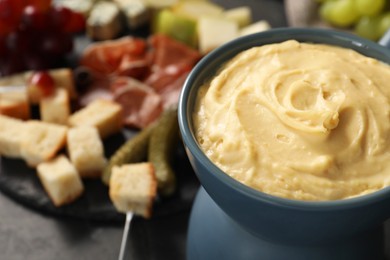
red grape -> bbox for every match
[0,0,79,75]
[21,5,48,31]
[0,34,6,56]
[40,32,73,55]
[64,11,86,33]
[48,6,72,31]
[0,54,25,76]
[26,0,51,13]
[0,0,25,31]
[28,71,55,96]
[24,53,51,70]
[5,29,30,53]
[0,21,12,36]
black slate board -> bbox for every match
[0,129,200,223]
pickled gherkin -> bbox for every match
[102,124,155,185]
[148,108,179,196]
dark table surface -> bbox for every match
[2,1,389,260]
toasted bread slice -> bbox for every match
[67,126,107,178]
[37,155,84,207]
[20,121,68,167]
[40,88,71,125]
[68,99,123,138]
[109,162,157,218]
[0,115,28,158]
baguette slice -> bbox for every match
[67,126,107,178]
[40,88,71,125]
[0,115,28,158]
[20,121,68,167]
[69,99,123,138]
[109,163,157,218]
[37,155,84,207]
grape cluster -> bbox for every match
[319,0,390,41]
[0,0,85,76]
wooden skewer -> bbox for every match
[118,212,134,260]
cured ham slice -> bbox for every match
[116,55,150,79]
[112,77,163,129]
[148,34,201,70]
[78,74,113,107]
[159,71,189,109]
[80,36,147,75]
[79,34,201,128]
[145,34,201,107]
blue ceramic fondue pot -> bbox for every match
[178,28,390,260]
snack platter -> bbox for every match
[0,0,283,224]
[0,10,199,222]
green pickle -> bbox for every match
[148,108,179,196]
[102,124,155,185]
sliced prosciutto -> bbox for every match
[78,73,113,107]
[159,71,190,109]
[78,34,201,129]
[148,34,201,70]
[112,77,163,129]
[80,36,147,75]
[145,34,201,107]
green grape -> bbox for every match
[319,1,334,22]
[320,0,360,28]
[379,12,390,37]
[354,16,382,40]
[355,0,385,17]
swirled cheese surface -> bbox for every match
[193,40,390,200]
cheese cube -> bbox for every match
[87,1,123,40]
[37,155,84,207]
[197,16,238,54]
[224,6,252,28]
[114,0,150,29]
[239,20,271,37]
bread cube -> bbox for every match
[50,68,78,100]
[27,68,77,104]
[40,88,71,125]
[0,115,27,158]
[0,89,30,120]
[20,121,68,167]
[69,99,123,138]
[67,126,107,178]
[109,163,157,218]
[37,155,84,207]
